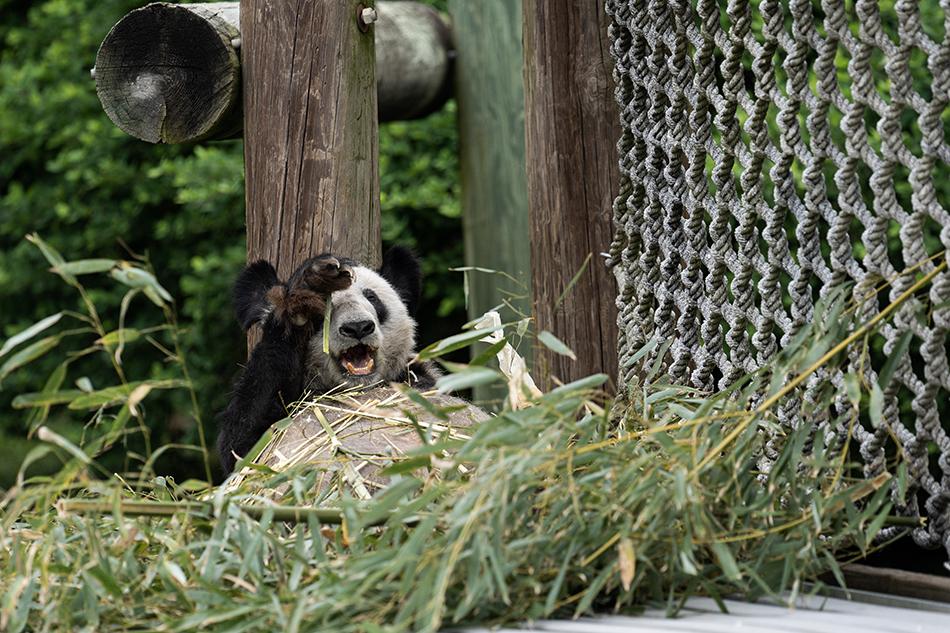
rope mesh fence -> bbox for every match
[604,0,950,559]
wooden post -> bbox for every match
[522,1,620,387]
[448,0,531,380]
[242,0,380,281]
[94,1,452,144]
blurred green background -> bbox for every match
[0,0,465,485]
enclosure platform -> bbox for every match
[456,591,950,632]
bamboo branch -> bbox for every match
[57,498,351,525]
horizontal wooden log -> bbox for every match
[94,1,453,144]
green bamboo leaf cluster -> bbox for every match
[0,235,209,480]
[0,279,922,632]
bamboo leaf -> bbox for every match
[436,367,502,393]
[27,233,73,284]
[555,252,591,309]
[379,456,431,477]
[709,542,741,581]
[878,330,913,388]
[544,540,578,614]
[538,330,577,360]
[127,383,153,415]
[36,426,90,464]
[869,382,885,428]
[14,445,53,485]
[67,379,185,410]
[627,337,659,366]
[0,336,61,383]
[163,560,188,587]
[542,374,608,400]
[617,537,636,591]
[322,299,333,354]
[469,338,508,366]
[396,386,449,421]
[110,263,173,306]
[97,329,142,346]
[51,259,117,276]
[865,502,893,545]
[0,312,63,359]
[84,565,123,598]
[232,423,282,472]
[843,372,861,407]
[416,325,504,361]
[12,390,83,409]
[27,360,70,431]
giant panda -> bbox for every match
[216,247,439,473]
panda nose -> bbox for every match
[340,320,375,340]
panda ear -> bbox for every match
[233,260,281,331]
[379,246,422,316]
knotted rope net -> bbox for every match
[605,0,950,559]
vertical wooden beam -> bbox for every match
[522,1,620,387]
[242,0,380,283]
[448,0,531,372]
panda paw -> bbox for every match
[301,256,354,295]
[279,256,353,327]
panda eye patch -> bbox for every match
[363,288,389,324]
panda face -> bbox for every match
[304,265,417,392]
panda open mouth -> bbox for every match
[338,344,376,376]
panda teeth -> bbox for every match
[339,344,376,376]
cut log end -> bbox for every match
[230,387,490,498]
[94,3,241,144]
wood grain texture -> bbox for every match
[252,387,489,496]
[448,0,531,405]
[837,564,950,604]
[242,0,380,283]
[449,0,531,324]
[522,0,620,388]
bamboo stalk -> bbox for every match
[57,499,350,525]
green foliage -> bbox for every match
[0,0,465,485]
[0,0,245,483]
[0,235,213,481]
[380,103,465,335]
[0,276,912,631]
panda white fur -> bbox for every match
[216,247,439,473]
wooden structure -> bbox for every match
[241,0,379,275]
[448,0,531,326]
[94,2,453,144]
[241,387,488,496]
[94,0,619,385]
[447,0,531,401]
[522,2,620,387]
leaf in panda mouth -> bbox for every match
[322,300,332,354]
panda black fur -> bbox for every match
[216,247,439,473]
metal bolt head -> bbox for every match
[357,5,377,32]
